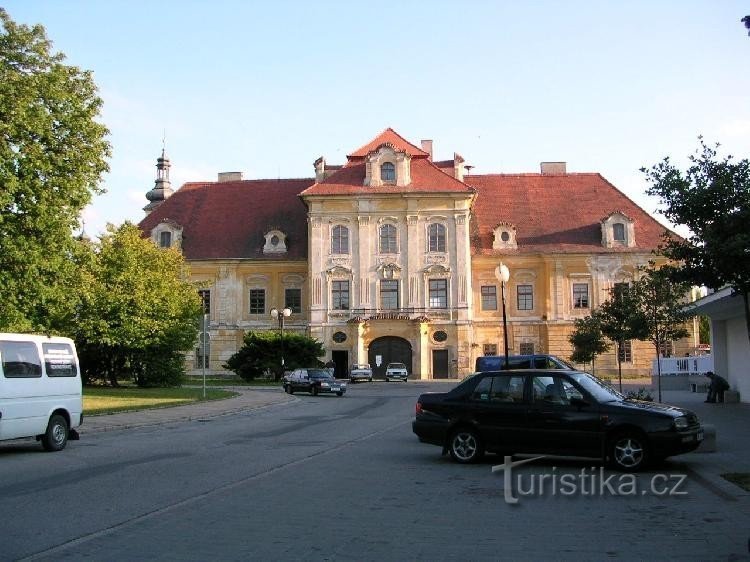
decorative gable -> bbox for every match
[492,222,518,250]
[601,211,635,248]
[263,229,288,254]
[364,145,412,187]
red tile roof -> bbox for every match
[466,173,672,255]
[138,178,313,260]
[299,157,474,196]
[347,127,429,158]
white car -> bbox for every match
[385,362,408,382]
[349,363,373,383]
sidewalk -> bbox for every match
[80,386,295,434]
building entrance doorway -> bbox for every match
[432,349,450,378]
[331,350,348,379]
[369,336,412,379]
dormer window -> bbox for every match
[601,212,635,248]
[151,220,183,251]
[381,162,395,183]
[492,222,518,250]
[263,229,288,254]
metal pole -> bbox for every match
[201,313,207,399]
[501,280,509,369]
[279,315,285,379]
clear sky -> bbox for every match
[5,1,750,236]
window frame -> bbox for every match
[249,288,265,315]
[427,223,446,253]
[331,280,350,310]
[331,225,349,255]
[381,162,396,183]
[285,288,302,314]
[380,280,399,310]
[379,224,398,254]
[613,222,626,242]
[572,282,589,309]
[481,285,498,311]
[159,231,172,248]
[517,284,533,311]
[198,289,211,314]
[429,278,448,309]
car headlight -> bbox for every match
[320,382,330,388]
[673,416,689,430]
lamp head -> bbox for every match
[495,263,510,283]
[270,307,279,319]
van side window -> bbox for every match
[0,340,42,378]
[42,343,78,377]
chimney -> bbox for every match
[540,162,567,175]
[453,152,465,182]
[217,172,244,182]
[314,156,325,182]
[421,139,433,161]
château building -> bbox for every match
[138,129,696,379]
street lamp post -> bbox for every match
[495,263,510,369]
[270,307,292,380]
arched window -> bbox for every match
[428,223,446,252]
[613,223,626,242]
[379,224,397,253]
[331,225,349,254]
[381,162,395,182]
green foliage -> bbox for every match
[698,315,711,345]
[568,312,610,371]
[642,138,750,349]
[633,265,691,351]
[73,223,202,387]
[0,10,110,332]
[224,330,325,381]
[625,387,654,402]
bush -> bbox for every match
[625,387,654,402]
[224,330,325,381]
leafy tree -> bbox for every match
[73,223,201,387]
[642,138,750,351]
[568,311,610,375]
[698,315,711,345]
[597,283,649,392]
[632,265,691,402]
[225,330,325,381]
[0,10,110,332]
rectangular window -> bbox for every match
[429,279,448,309]
[332,280,350,310]
[572,283,589,309]
[194,334,210,369]
[380,280,399,310]
[481,286,497,310]
[618,340,633,363]
[249,289,265,315]
[159,231,172,248]
[285,288,302,314]
[659,340,674,358]
[42,342,77,377]
[198,289,211,314]
[483,344,497,356]
[0,340,42,378]
[517,284,533,311]
[519,342,535,355]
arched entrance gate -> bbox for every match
[368,336,412,380]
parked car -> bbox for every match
[385,362,408,382]
[412,369,703,471]
[283,368,347,397]
[349,363,373,383]
[475,354,574,372]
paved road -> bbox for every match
[1,382,749,561]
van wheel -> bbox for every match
[311,386,318,396]
[41,415,68,452]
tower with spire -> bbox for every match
[143,146,174,215]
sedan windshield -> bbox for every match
[569,372,624,402]
[308,369,334,380]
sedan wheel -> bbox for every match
[449,428,484,464]
[610,433,648,472]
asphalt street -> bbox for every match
[0,382,748,561]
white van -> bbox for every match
[0,333,83,451]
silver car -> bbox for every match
[349,363,373,383]
[385,362,408,382]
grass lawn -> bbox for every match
[83,386,238,415]
[182,375,281,387]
